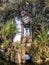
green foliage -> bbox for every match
[0,19,17,47]
[1,19,16,38]
[32,13,48,39]
[36,26,49,46]
[33,14,46,28]
[31,26,49,61]
[0,22,3,35]
[3,40,11,46]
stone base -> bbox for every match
[28,37,32,43]
[26,43,31,47]
[21,37,26,44]
[21,36,32,44]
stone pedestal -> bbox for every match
[21,37,26,44]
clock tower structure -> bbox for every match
[21,2,32,45]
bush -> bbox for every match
[30,26,49,61]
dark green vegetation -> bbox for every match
[0,0,49,65]
[0,0,49,21]
[0,19,16,45]
[30,26,49,61]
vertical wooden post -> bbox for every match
[21,23,24,37]
[29,18,32,42]
[21,23,24,44]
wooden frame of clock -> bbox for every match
[21,11,32,44]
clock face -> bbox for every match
[22,16,30,24]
